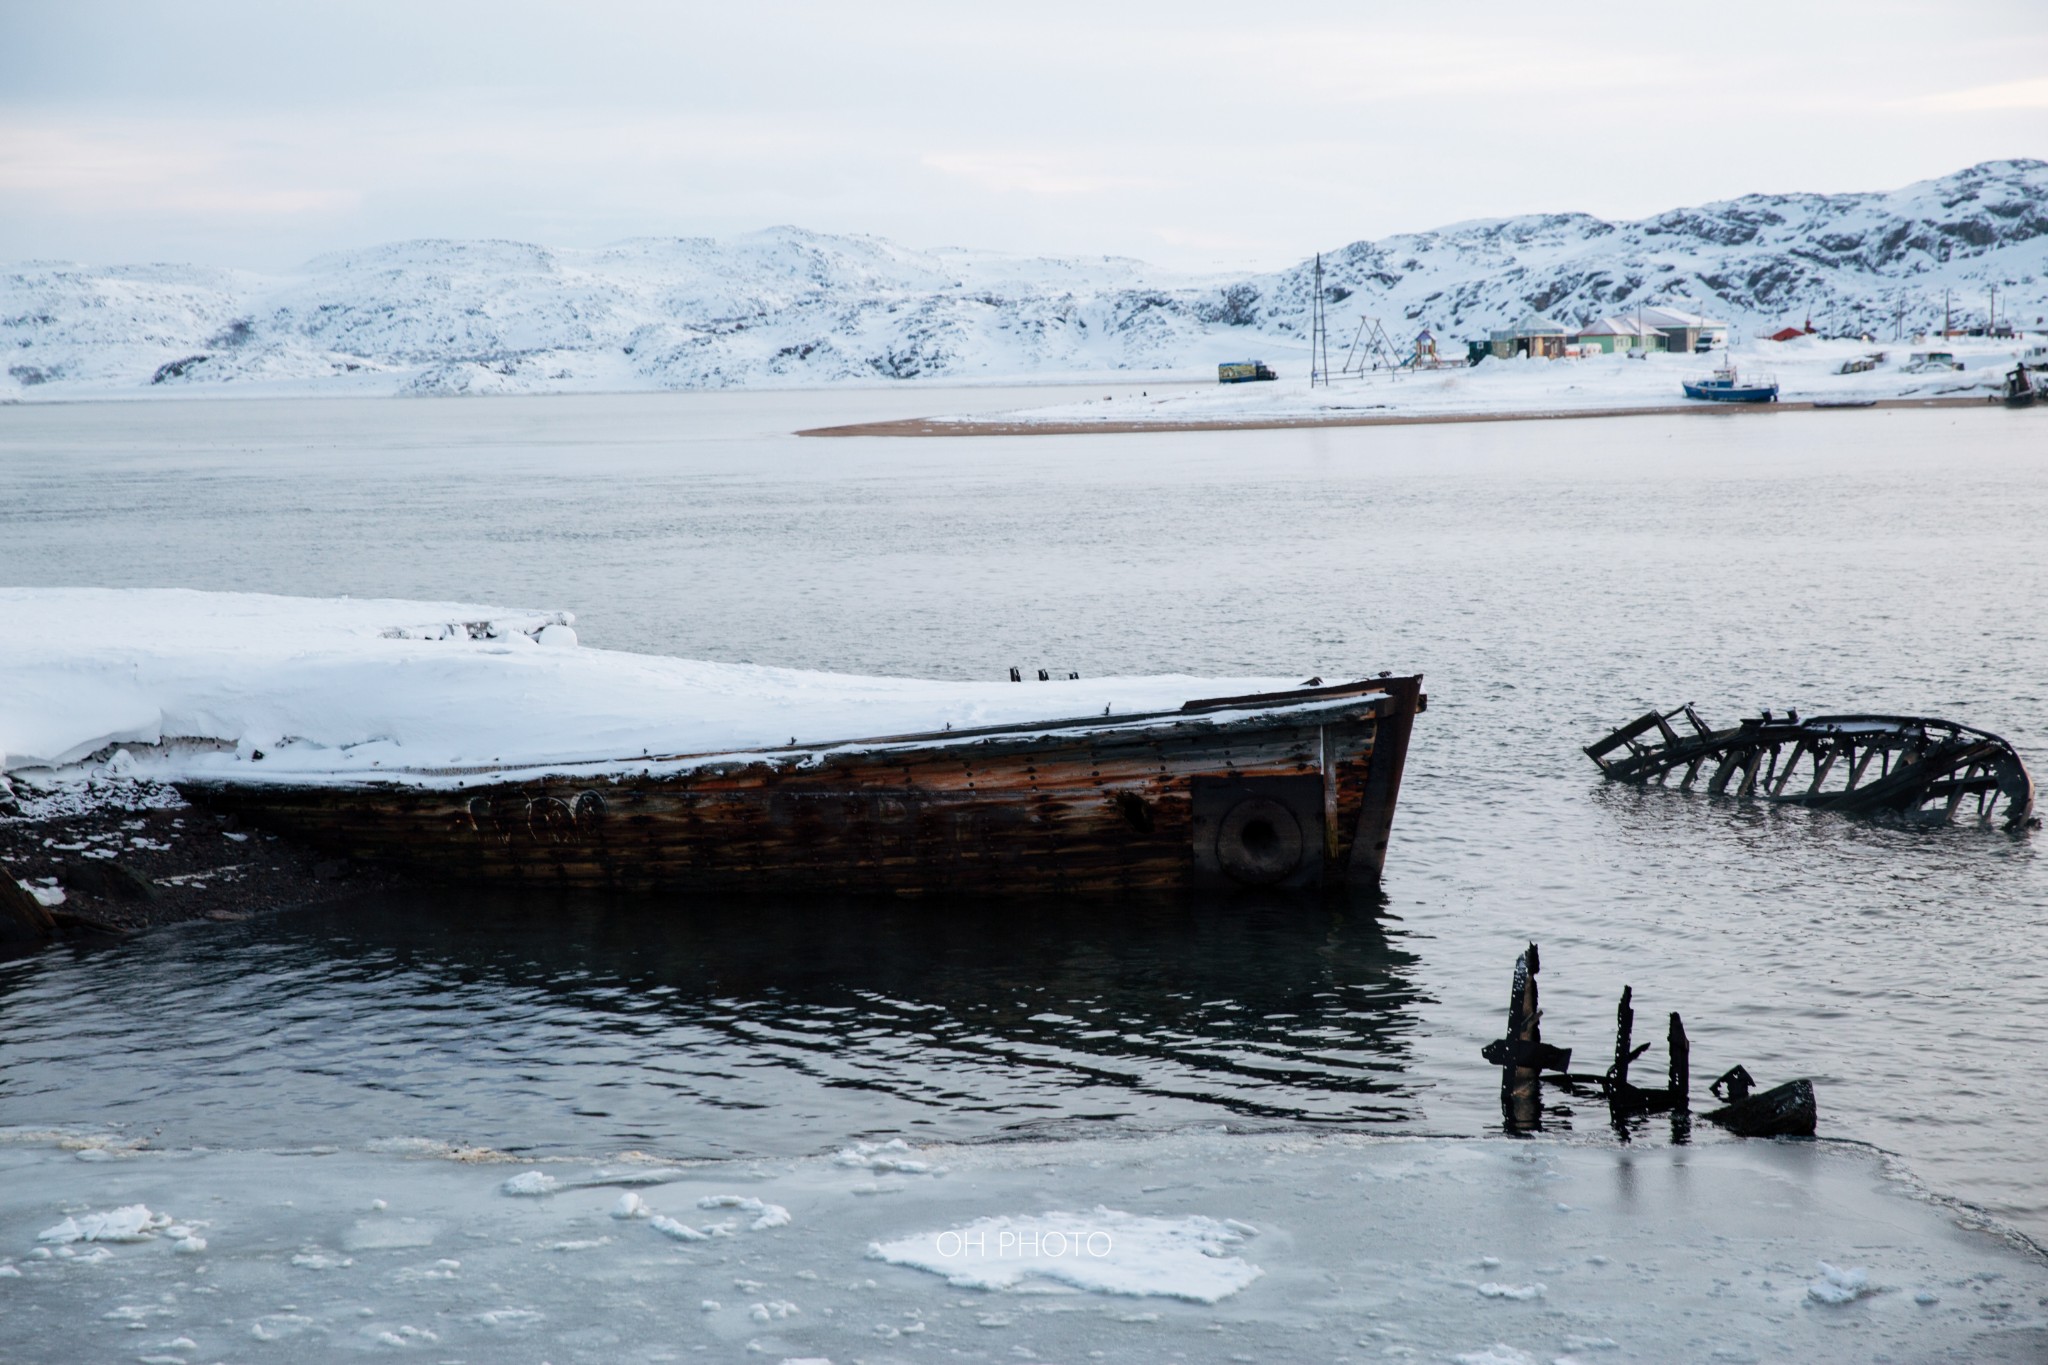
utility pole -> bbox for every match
[1989,285,1999,335]
[1943,288,1953,339]
[1891,295,1908,341]
[1308,253,1330,388]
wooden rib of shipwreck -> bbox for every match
[1585,705,2036,830]
[1704,1065,1816,1138]
[181,675,1424,896]
[1480,944,1815,1140]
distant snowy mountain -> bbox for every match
[1255,157,2048,350]
[5,160,2045,399]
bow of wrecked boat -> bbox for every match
[181,675,1426,897]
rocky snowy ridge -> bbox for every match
[4,159,2044,398]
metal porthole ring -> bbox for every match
[1215,795,1303,885]
[533,796,577,843]
[493,795,532,843]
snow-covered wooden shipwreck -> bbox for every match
[185,675,1425,896]
[1585,705,2035,830]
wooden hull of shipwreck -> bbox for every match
[1585,706,2036,830]
[182,676,1424,896]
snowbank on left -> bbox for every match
[0,588,1284,789]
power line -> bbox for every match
[1308,253,1330,388]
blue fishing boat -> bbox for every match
[1682,359,1778,403]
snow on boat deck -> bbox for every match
[0,588,1301,790]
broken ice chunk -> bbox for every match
[651,1215,710,1242]
[697,1194,791,1230]
[1806,1260,1873,1304]
[38,1205,168,1244]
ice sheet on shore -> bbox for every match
[1,1128,2041,1364]
[0,588,1298,790]
[870,1206,1263,1301]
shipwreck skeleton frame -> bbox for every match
[1585,706,2036,831]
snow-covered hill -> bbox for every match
[5,160,2045,400]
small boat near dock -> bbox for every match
[1682,359,1779,403]
[1996,362,2037,408]
[185,675,1426,896]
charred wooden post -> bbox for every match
[1667,1012,1689,1110]
[1603,986,1680,1117]
[1480,942,1572,1131]
[1504,943,1541,1130]
[1611,985,1632,1087]
[1706,1066,1816,1137]
[1507,943,1541,1128]
[1711,1065,1753,1104]
[1585,707,2036,830]
[1666,1011,1691,1142]
[1605,985,1651,1093]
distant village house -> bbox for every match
[1473,305,1730,362]
[1578,316,1666,354]
[1632,305,1729,353]
[1488,314,1569,359]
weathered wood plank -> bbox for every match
[186,678,1424,896]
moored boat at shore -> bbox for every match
[184,675,1425,896]
[1682,359,1779,403]
[1997,362,2037,408]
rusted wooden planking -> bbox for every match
[188,676,1425,896]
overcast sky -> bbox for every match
[3,1,2045,273]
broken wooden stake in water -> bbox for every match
[1480,945,1811,1140]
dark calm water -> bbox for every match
[2,391,2044,1241]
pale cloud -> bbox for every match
[1911,77,2048,111]
[0,2,2041,271]
[0,120,356,218]
[1149,225,1291,257]
[921,152,1173,197]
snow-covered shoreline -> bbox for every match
[0,588,1297,795]
[900,336,2034,434]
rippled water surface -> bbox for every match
[2,391,2044,1241]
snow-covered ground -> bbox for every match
[1,1126,2040,1364]
[3,159,2043,402]
[0,588,1298,792]
[943,336,2035,429]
